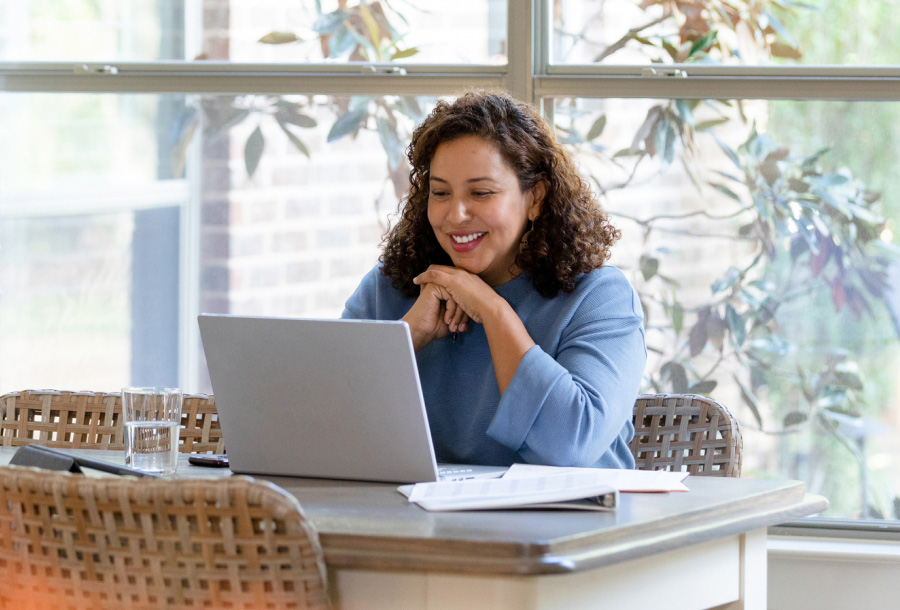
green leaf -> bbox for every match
[377,117,405,171]
[654,120,676,166]
[612,148,641,158]
[390,47,420,60]
[783,411,808,427]
[342,18,379,60]
[661,362,688,393]
[312,11,347,34]
[689,30,718,57]
[672,302,684,335]
[207,107,250,138]
[358,4,382,51]
[349,95,374,112]
[640,255,659,281]
[328,24,358,57]
[734,375,764,429]
[170,113,197,178]
[833,369,863,391]
[714,136,742,170]
[711,267,742,294]
[244,125,265,177]
[726,304,746,347]
[812,187,852,219]
[258,31,301,45]
[276,119,310,158]
[711,183,742,203]
[662,39,679,60]
[275,106,317,129]
[770,41,802,60]
[400,96,424,121]
[846,202,881,224]
[675,99,694,126]
[586,114,607,141]
[687,380,718,395]
[662,122,677,165]
[707,308,725,351]
[763,11,796,47]
[327,107,368,142]
[694,118,730,132]
[809,173,850,188]
[689,308,710,356]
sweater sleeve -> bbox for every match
[486,271,646,467]
[341,264,414,321]
[341,265,385,320]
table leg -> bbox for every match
[715,528,768,610]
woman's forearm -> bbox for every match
[480,297,536,394]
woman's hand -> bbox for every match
[402,281,467,351]
[414,265,536,394]
[413,265,503,328]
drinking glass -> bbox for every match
[121,387,183,475]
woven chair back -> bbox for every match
[630,393,742,477]
[0,389,224,453]
[0,466,329,610]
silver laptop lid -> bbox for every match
[198,314,440,483]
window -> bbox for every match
[2,0,900,526]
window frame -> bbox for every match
[1,0,899,535]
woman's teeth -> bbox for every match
[452,232,485,244]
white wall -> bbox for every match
[768,537,900,609]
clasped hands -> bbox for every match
[403,265,502,351]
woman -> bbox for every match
[342,91,646,469]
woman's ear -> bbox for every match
[529,180,548,221]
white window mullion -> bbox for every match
[536,65,900,101]
[179,129,203,392]
[506,0,537,103]
[0,63,506,96]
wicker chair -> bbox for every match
[0,389,225,454]
[630,393,742,477]
[0,465,329,610]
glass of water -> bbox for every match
[121,387,183,475]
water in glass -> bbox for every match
[125,420,179,474]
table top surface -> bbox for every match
[0,447,828,575]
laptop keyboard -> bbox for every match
[439,467,473,475]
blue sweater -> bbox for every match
[342,265,646,469]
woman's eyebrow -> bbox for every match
[429,176,498,184]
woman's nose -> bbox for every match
[447,197,471,222]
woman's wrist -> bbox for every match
[478,291,513,328]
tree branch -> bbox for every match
[593,14,672,63]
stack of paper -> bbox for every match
[400,465,690,512]
[402,469,618,511]
[502,464,690,492]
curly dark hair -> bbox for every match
[380,90,620,298]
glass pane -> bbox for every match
[0,91,186,392]
[0,91,431,395]
[0,0,506,64]
[0,213,134,391]
[553,96,900,521]
[552,0,900,66]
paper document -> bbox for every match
[502,464,690,492]
[403,470,618,512]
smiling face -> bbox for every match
[426,135,543,287]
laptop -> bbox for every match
[197,314,508,484]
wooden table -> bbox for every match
[0,449,827,610]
